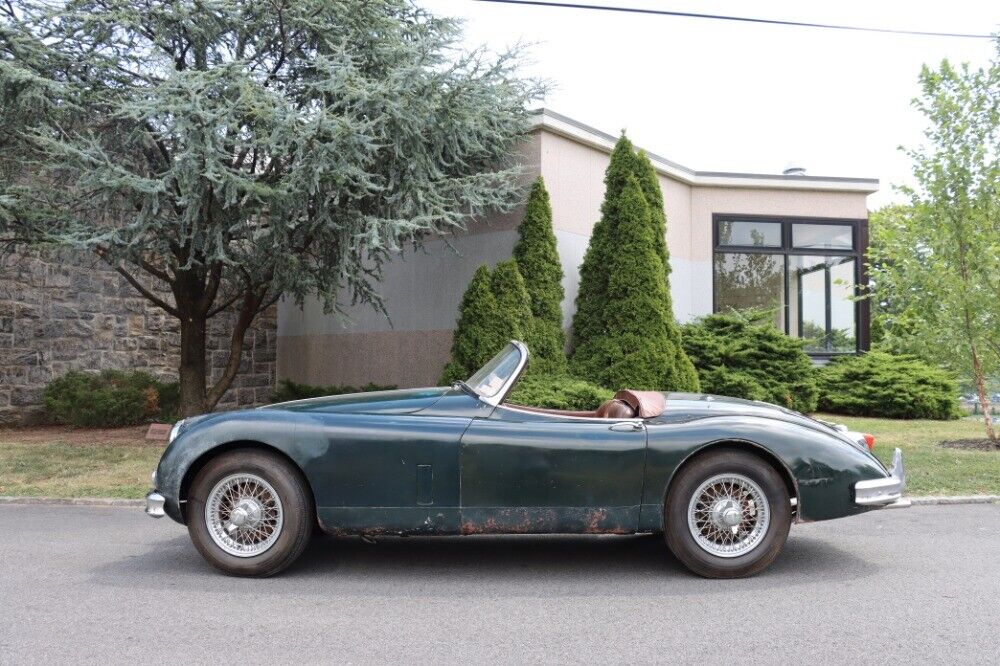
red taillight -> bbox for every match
[863,433,875,450]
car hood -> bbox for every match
[263,387,450,415]
[664,392,846,435]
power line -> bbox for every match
[471,0,995,39]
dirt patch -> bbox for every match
[939,439,1000,452]
[0,425,153,447]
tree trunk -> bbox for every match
[970,342,996,442]
[179,316,208,417]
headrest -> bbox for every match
[613,390,666,418]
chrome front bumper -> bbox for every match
[145,490,166,518]
[855,447,910,508]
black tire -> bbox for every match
[664,449,791,579]
[187,449,314,577]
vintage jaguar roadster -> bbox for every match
[146,340,908,578]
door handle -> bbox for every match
[609,421,643,432]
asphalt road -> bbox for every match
[1,503,997,665]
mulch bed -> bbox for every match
[939,439,1000,452]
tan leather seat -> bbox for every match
[595,398,637,419]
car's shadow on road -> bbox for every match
[98,528,878,597]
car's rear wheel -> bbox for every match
[187,449,313,577]
[664,449,791,578]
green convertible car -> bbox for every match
[146,340,907,578]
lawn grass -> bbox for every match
[1,416,998,499]
[815,413,1000,496]
[0,427,164,499]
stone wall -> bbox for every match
[0,248,276,425]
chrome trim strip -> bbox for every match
[145,491,166,518]
[855,448,907,506]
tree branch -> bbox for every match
[95,248,179,316]
[204,289,260,409]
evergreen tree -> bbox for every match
[490,260,533,344]
[571,175,699,391]
[635,151,700,390]
[570,135,698,391]
[439,266,506,384]
[635,151,669,278]
[0,0,543,415]
[513,177,568,374]
[570,135,641,357]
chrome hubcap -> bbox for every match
[687,473,770,558]
[205,473,283,558]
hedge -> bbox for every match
[817,351,960,420]
[271,379,396,403]
[43,370,178,427]
[681,312,818,412]
[508,373,613,411]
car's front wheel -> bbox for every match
[664,449,791,578]
[187,449,314,577]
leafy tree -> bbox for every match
[867,41,1000,442]
[439,266,506,385]
[681,311,818,413]
[512,177,567,374]
[571,175,695,390]
[0,0,542,416]
[490,259,533,346]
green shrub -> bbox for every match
[681,312,818,412]
[271,379,396,403]
[43,370,175,427]
[817,352,960,419]
[508,373,613,411]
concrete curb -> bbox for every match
[0,496,144,507]
[1,495,999,508]
[909,495,1000,505]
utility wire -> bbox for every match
[471,0,995,39]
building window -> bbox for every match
[713,215,867,354]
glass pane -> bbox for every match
[466,343,521,398]
[716,220,782,248]
[792,224,853,250]
[713,253,785,329]
[787,255,856,352]
[829,258,857,352]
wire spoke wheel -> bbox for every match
[205,473,284,558]
[686,473,770,558]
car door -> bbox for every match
[296,412,470,535]
[458,407,648,534]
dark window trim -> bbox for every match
[711,213,870,355]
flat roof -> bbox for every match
[530,108,879,194]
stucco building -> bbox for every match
[278,109,878,389]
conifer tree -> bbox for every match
[572,176,689,389]
[439,266,506,384]
[490,260,533,344]
[570,135,641,359]
[513,177,568,374]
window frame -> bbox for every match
[711,213,870,356]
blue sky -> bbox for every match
[421,0,998,208]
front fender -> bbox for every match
[154,410,309,523]
[640,414,889,530]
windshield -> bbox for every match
[464,343,523,399]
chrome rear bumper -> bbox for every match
[855,447,908,507]
[145,490,165,518]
